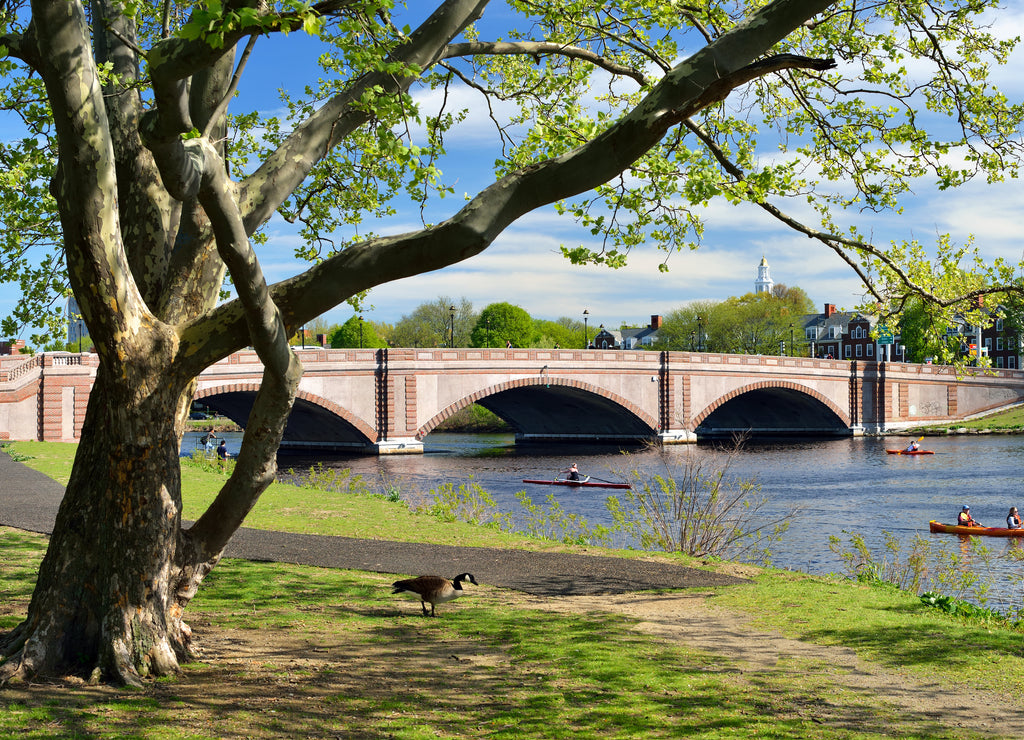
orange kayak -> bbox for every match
[887,449,934,455]
[929,520,1024,537]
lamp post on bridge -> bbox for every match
[583,309,589,349]
[449,305,456,348]
[790,323,794,357]
[696,315,704,352]
[359,315,364,349]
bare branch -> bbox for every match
[443,40,650,85]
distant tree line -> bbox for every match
[287,297,591,350]
[654,285,815,355]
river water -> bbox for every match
[183,431,1024,613]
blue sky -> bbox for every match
[2,3,1024,336]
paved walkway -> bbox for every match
[0,449,744,595]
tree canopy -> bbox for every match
[658,288,815,354]
[389,297,476,347]
[328,314,386,348]
[470,302,534,347]
[1,0,1023,686]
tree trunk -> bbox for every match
[1,367,211,685]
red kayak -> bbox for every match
[522,477,631,490]
[929,520,1024,537]
[886,449,934,455]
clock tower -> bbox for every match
[754,256,774,294]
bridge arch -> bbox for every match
[692,380,851,439]
[418,377,659,444]
[194,384,378,449]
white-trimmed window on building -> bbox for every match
[845,345,852,358]
[1010,356,1017,369]
[998,357,1004,368]
[997,317,1004,331]
[997,337,1004,351]
[855,344,862,357]
[867,344,873,357]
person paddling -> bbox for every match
[560,463,581,481]
[905,439,921,453]
[958,505,981,527]
[1008,507,1021,530]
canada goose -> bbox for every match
[391,572,478,616]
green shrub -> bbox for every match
[605,443,792,563]
[514,490,613,546]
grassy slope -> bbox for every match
[913,404,1024,432]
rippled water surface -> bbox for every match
[185,431,1024,610]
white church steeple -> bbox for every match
[754,255,774,294]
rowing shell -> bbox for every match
[522,477,631,490]
[929,520,1024,537]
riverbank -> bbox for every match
[3,441,1024,738]
[904,404,1024,435]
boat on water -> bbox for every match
[521,477,631,490]
[929,520,1024,537]
[886,449,934,455]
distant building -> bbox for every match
[593,316,662,350]
[754,256,774,295]
[798,303,906,362]
[985,315,1021,369]
[947,309,1020,369]
[0,339,26,355]
[67,296,88,349]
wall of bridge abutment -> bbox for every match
[0,353,97,443]
[6,349,1024,448]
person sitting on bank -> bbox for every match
[958,505,980,527]
[561,463,581,481]
[905,439,920,452]
[1008,507,1021,530]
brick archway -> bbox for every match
[416,376,659,440]
[194,384,379,443]
[690,380,852,430]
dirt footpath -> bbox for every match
[525,588,1018,738]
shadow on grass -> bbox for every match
[0,533,1006,738]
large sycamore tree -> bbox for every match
[1,0,1021,684]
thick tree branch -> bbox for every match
[184,0,837,366]
[237,0,488,233]
[187,139,303,554]
[30,0,153,364]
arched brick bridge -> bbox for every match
[4,348,1024,454]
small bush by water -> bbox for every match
[828,528,1024,622]
[606,442,794,563]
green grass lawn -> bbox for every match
[913,404,1024,432]
[3,440,1023,739]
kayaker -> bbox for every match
[561,463,581,481]
[905,439,920,452]
[958,505,981,527]
[1008,507,1021,530]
